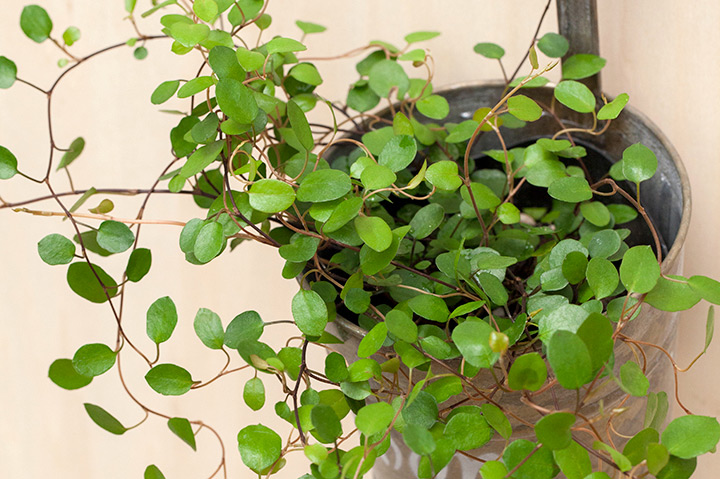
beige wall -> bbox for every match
[1,0,719,477]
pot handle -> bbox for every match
[556,0,601,96]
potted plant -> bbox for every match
[1,1,718,478]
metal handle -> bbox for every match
[556,0,601,95]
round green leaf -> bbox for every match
[580,201,611,227]
[385,309,418,343]
[553,441,592,479]
[297,169,352,203]
[243,377,266,411]
[194,221,224,263]
[97,220,135,254]
[562,54,606,80]
[409,293,450,323]
[537,33,569,58]
[289,62,323,86]
[576,313,614,371]
[237,424,282,472]
[689,275,720,305]
[278,234,320,262]
[473,42,505,59]
[193,308,225,349]
[323,197,363,233]
[479,461,508,479]
[561,251,588,285]
[0,146,18,179]
[169,22,210,47]
[622,428,660,466]
[38,233,76,265]
[0,57,17,89]
[84,403,127,435]
[588,230,621,259]
[66,262,118,303]
[248,179,296,213]
[554,80,596,113]
[21,5,53,43]
[508,352,547,391]
[661,415,720,459]
[296,20,326,34]
[452,319,499,369]
[146,296,178,344]
[378,134,417,172]
[216,78,258,124]
[126,247,152,282]
[409,203,444,239]
[62,26,81,46]
[357,322,387,358]
[503,439,556,479]
[461,182,502,209]
[49,358,92,390]
[416,95,449,120]
[620,245,660,294]
[57,137,85,170]
[266,36,306,54]
[151,80,180,105]
[586,257,618,300]
[311,403,342,443]
[497,203,521,224]
[507,95,543,121]
[133,46,148,60]
[425,160,462,191]
[354,215,392,252]
[622,143,657,184]
[480,403,512,440]
[193,0,218,22]
[598,93,630,120]
[292,289,328,336]
[72,343,116,377]
[225,310,264,347]
[547,330,592,389]
[535,413,575,450]
[145,363,195,396]
[645,275,702,312]
[402,423,436,455]
[548,176,593,203]
[287,99,313,151]
[361,163,396,190]
[444,409,493,450]
[356,402,395,436]
[368,59,409,98]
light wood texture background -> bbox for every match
[1,1,719,477]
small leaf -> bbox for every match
[507,95,542,121]
[547,330,592,389]
[554,80,596,113]
[243,377,265,410]
[416,95,449,120]
[537,32,569,58]
[144,465,165,479]
[553,441,592,479]
[562,54,606,80]
[194,221,224,263]
[473,42,505,59]
[292,289,328,336]
[97,220,135,253]
[20,5,53,43]
[151,80,180,105]
[225,310,264,347]
[311,404,342,443]
[404,31,440,43]
[237,425,282,472]
[193,308,225,349]
[361,163,396,190]
[216,78,258,124]
[38,233,76,265]
[357,322,387,358]
[425,160,462,191]
[403,423,436,455]
[354,215,392,252]
[169,22,210,47]
[507,352,547,391]
[145,363,195,396]
[296,20,326,34]
[706,306,715,353]
[689,275,720,305]
[444,408,493,450]
[409,294,450,323]
[72,343,116,377]
[661,415,720,459]
[62,26,81,46]
[535,413,575,450]
[66,262,118,303]
[620,245,660,294]
[57,137,86,169]
[168,417,197,450]
[580,201,611,227]
[409,203,444,239]
[593,442,632,472]
[452,319,499,369]
[84,403,127,435]
[89,199,114,214]
[289,63,323,86]
[598,93,629,120]
[248,179,296,213]
[287,99,314,151]
[49,358,92,390]
[480,403,512,440]
[193,0,218,22]
[622,143,657,184]
[146,296,178,344]
[266,36,306,54]
[126,247,152,282]
[368,59,409,98]
[0,57,17,89]
[548,176,593,203]
[323,197,363,233]
[378,134,417,172]
[645,275,701,312]
[618,361,649,397]
[297,169,352,203]
[356,402,395,436]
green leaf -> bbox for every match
[507,95,543,121]
[645,275,701,312]
[548,176,593,203]
[292,289,328,336]
[409,293,450,323]
[237,425,282,472]
[180,140,224,177]
[620,245,660,293]
[193,308,225,349]
[146,296,178,344]
[243,377,265,410]
[576,313,614,371]
[62,26,81,46]
[508,352,547,391]
[354,215,392,252]
[479,461,508,479]
[236,47,265,71]
[622,143,657,184]
[296,20,326,34]
[168,417,197,450]
[97,220,135,253]
[689,275,720,305]
[554,80,596,113]
[151,80,180,105]
[403,423,436,455]
[145,363,195,396]
[361,163,396,190]
[444,408,493,450]
[126,248,152,282]
[57,137,86,169]
[580,201,611,226]
[426,160,462,191]
[297,169,352,202]
[248,179,296,213]
[289,63,323,86]
[312,404,342,443]
[225,310,264,347]
[562,251,588,285]
[378,134,417,172]
[562,54,606,80]
[169,22,210,47]
[72,343,116,377]
[586,257,618,300]
[385,309,418,343]
[409,203,444,239]
[657,456,697,479]
[553,441,592,479]
[66,262,118,303]
[593,442,632,472]
[480,403,512,440]
[20,5,53,43]
[618,361,649,397]
[144,465,165,479]
[141,0,177,18]
[535,413,575,450]
[38,233,76,265]
[461,182,502,209]
[497,203,521,224]
[503,440,555,479]
[623,428,660,466]
[547,330,592,389]
[356,402,395,436]
[473,42,505,59]
[404,31,440,43]
[125,0,138,14]
[324,197,363,233]
[266,36,306,54]
[368,59,409,97]
[287,99,314,151]
[0,57,17,89]
[661,415,720,459]
[84,403,127,435]
[324,352,348,382]
[216,78,258,124]
[416,95,449,120]
[193,0,218,22]
[279,234,319,262]
[446,119,481,143]
[194,221,224,263]
[597,93,629,120]
[537,32,569,58]
[357,322,387,358]
[452,319,499,368]
[48,358,92,390]
[588,230,621,259]
[0,146,18,179]
[647,443,670,475]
